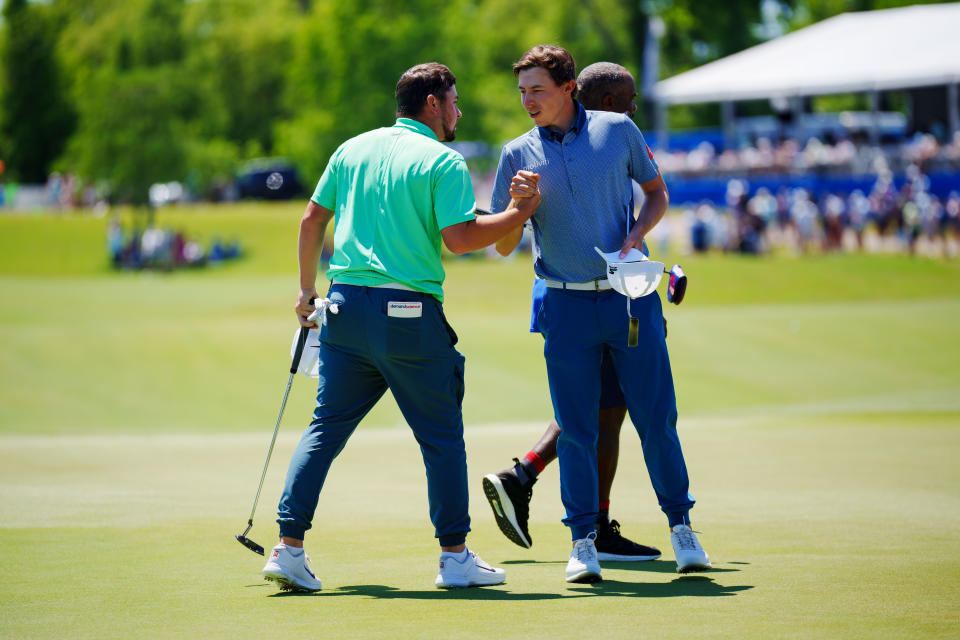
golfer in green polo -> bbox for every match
[261,62,540,592]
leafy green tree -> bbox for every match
[275,0,473,180]
[275,0,647,180]
[34,0,943,200]
[63,67,188,205]
[182,0,297,154]
[56,0,190,204]
[0,0,75,182]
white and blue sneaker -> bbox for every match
[671,524,712,573]
[435,548,506,588]
[565,531,602,583]
[262,544,322,592]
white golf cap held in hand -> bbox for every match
[594,247,664,299]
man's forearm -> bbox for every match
[620,187,668,256]
[631,189,669,240]
[443,198,536,255]
[299,201,333,290]
[495,224,524,256]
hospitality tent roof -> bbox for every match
[653,4,960,105]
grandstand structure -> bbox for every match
[654,3,960,145]
[651,4,960,205]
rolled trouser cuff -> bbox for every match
[278,519,307,541]
[438,532,467,547]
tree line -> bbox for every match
[0,0,943,205]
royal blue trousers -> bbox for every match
[538,287,695,540]
[276,283,470,546]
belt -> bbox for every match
[542,278,612,291]
[333,280,417,292]
[370,282,416,292]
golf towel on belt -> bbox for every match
[291,328,322,378]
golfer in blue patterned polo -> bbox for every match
[490,46,711,583]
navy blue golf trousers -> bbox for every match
[538,287,695,540]
[276,283,470,546]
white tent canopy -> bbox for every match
[654,4,960,105]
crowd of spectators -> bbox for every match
[657,131,960,177]
[684,161,960,257]
[107,216,243,271]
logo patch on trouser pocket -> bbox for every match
[387,301,423,318]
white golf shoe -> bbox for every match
[565,531,602,583]
[435,548,506,588]
[670,524,712,573]
[262,544,322,592]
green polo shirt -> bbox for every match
[311,118,477,302]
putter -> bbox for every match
[235,305,320,556]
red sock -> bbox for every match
[524,451,546,473]
[599,500,610,512]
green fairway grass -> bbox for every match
[1,417,957,638]
[1,208,958,638]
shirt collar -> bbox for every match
[394,117,438,141]
[537,101,587,143]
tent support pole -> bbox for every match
[721,100,735,151]
[791,95,803,141]
[948,82,959,139]
[655,101,668,151]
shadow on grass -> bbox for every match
[264,576,752,600]
[268,584,567,600]
[600,560,744,574]
[503,559,744,574]
[567,576,753,598]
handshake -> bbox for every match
[476,170,540,218]
[510,170,541,211]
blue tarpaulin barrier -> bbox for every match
[664,171,960,206]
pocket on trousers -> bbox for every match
[319,291,348,345]
[436,305,459,348]
[384,313,424,358]
[535,289,549,336]
[452,360,465,408]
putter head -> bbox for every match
[667,265,687,305]
[236,534,265,556]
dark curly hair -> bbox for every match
[396,63,456,117]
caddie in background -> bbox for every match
[261,62,541,592]
[483,62,663,563]
[489,46,711,583]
